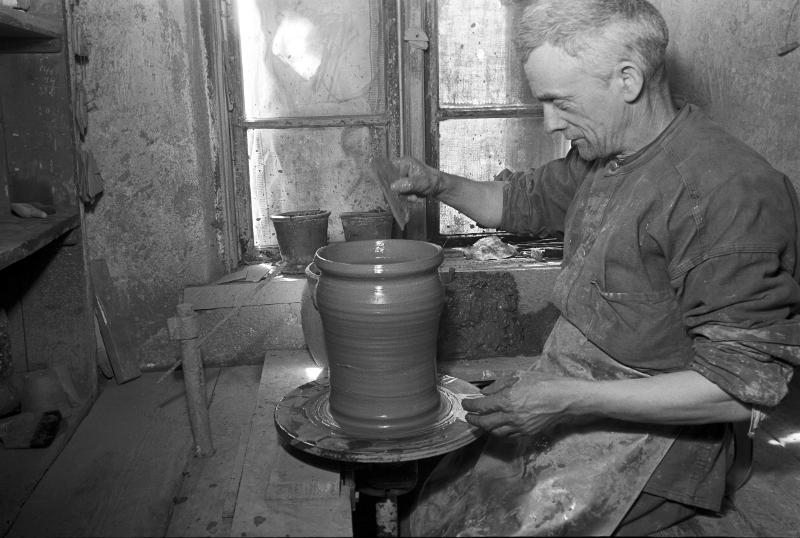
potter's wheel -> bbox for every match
[274,375,484,463]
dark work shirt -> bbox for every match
[499,103,800,509]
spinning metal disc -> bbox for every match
[274,375,484,463]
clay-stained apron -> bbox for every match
[408,317,679,536]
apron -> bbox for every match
[409,316,680,536]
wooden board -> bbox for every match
[230,350,353,537]
[369,156,410,230]
[166,365,263,537]
[5,372,195,538]
[182,277,304,310]
[0,6,60,38]
[0,212,79,271]
[90,259,141,384]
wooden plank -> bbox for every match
[401,0,428,240]
[0,5,60,38]
[90,259,141,384]
[166,365,263,538]
[182,277,304,310]
[5,371,194,538]
[231,350,352,537]
[0,212,79,271]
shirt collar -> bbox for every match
[607,103,694,173]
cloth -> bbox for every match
[409,317,678,536]
[497,103,800,511]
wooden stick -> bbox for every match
[157,266,281,384]
[173,303,214,457]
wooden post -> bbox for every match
[169,303,214,457]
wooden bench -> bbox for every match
[231,351,352,537]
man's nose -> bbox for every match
[543,103,566,134]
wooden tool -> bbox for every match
[369,156,411,230]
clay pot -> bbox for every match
[270,209,330,274]
[340,210,394,241]
[300,262,327,368]
[314,239,444,438]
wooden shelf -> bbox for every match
[0,6,60,39]
[0,209,79,271]
[0,6,61,52]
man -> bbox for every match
[392,0,800,535]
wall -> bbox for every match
[652,0,800,188]
[75,0,225,369]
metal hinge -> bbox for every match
[403,26,429,51]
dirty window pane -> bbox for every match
[438,118,568,236]
[437,0,534,107]
[249,127,389,247]
[236,0,385,119]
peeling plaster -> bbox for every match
[75,0,224,368]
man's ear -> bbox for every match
[617,62,645,103]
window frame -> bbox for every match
[221,0,402,260]
[217,0,560,261]
[423,0,552,246]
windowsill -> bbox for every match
[440,247,561,273]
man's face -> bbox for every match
[524,43,627,161]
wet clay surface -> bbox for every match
[273,376,483,462]
[314,240,444,438]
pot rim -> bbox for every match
[339,210,392,218]
[314,239,443,278]
[270,209,331,221]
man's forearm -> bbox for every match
[436,172,506,229]
[568,370,752,424]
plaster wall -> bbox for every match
[75,0,225,369]
[652,0,800,187]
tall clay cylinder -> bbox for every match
[314,240,444,438]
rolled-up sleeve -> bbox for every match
[681,252,800,407]
[673,175,800,407]
[499,148,588,236]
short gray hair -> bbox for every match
[516,0,669,86]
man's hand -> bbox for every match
[462,369,754,436]
[462,372,580,437]
[390,156,443,202]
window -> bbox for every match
[223,0,566,256]
[429,0,569,241]
[228,0,400,251]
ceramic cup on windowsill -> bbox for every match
[340,210,393,241]
[270,209,330,274]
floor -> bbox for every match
[1,351,799,537]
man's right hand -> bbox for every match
[390,156,443,202]
[389,155,506,229]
